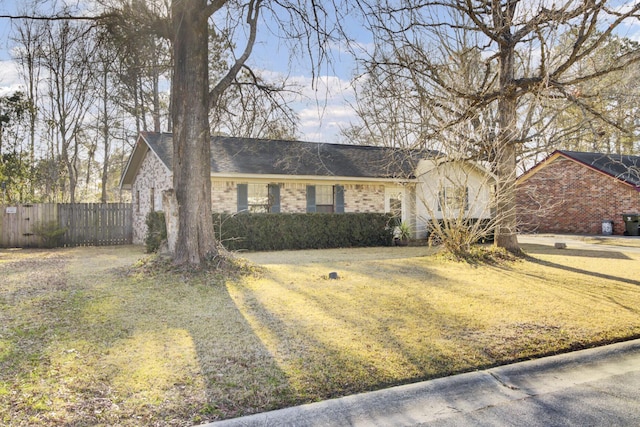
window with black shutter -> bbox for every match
[306,185,344,213]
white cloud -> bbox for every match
[259,69,358,142]
[295,77,358,143]
[0,60,22,96]
[298,103,359,143]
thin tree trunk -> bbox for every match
[101,68,110,204]
[152,54,161,133]
[170,0,217,265]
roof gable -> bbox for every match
[518,150,640,189]
[134,132,437,181]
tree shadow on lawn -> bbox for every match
[173,291,294,422]
[228,259,529,406]
[241,246,437,266]
[521,244,640,287]
[91,272,296,424]
[524,255,640,288]
[229,275,477,402]
[229,245,640,419]
[0,248,295,426]
[522,243,633,260]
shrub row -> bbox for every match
[145,211,395,253]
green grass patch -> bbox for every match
[1,242,640,425]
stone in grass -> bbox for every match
[328,272,339,280]
[554,242,567,249]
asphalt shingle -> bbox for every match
[142,132,437,179]
[558,150,640,187]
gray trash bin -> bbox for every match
[601,220,613,235]
[622,214,640,236]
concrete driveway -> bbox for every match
[518,233,640,254]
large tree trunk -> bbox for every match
[170,0,218,265]
[494,142,519,252]
[494,85,520,252]
[493,3,520,253]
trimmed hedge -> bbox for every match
[145,211,395,253]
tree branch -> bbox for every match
[209,0,261,109]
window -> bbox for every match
[248,183,269,213]
[315,185,334,213]
[136,190,140,214]
[438,186,469,212]
[150,187,155,212]
[306,185,344,213]
[237,183,280,213]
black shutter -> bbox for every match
[306,185,316,212]
[335,185,344,213]
[237,183,248,212]
[269,184,281,213]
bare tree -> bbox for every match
[11,9,43,197]
[6,2,161,203]
[86,27,133,203]
[98,0,342,266]
[542,32,640,155]
[103,0,171,134]
[37,15,98,203]
[355,0,640,253]
[212,70,300,139]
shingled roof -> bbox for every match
[518,150,640,189]
[137,132,438,180]
[558,150,640,187]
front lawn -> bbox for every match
[1,242,640,425]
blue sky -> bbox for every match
[2,0,640,144]
[0,0,362,143]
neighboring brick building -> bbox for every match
[120,132,495,244]
[516,150,640,235]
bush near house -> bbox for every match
[145,211,168,253]
[145,211,395,253]
[426,218,495,243]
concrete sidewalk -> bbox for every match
[202,339,640,426]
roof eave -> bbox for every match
[517,150,640,189]
[559,151,640,189]
[119,135,149,190]
[516,151,563,184]
[210,172,418,183]
[120,133,173,190]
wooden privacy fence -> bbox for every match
[0,203,132,248]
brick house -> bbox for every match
[516,150,640,235]
[120,132,495,244]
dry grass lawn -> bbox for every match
[1,241,640,425]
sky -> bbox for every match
[0,1,22,92]
[0,0,365,144]
[2,0,640,144]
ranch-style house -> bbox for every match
[120,132,495,244]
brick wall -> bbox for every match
[280,183,308,212]
[344,184,385,212]
[212,181,387,214]
[211,181,238,213]
[134,174,389,243]
[516,156,640,235]
[131,150,172,243]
